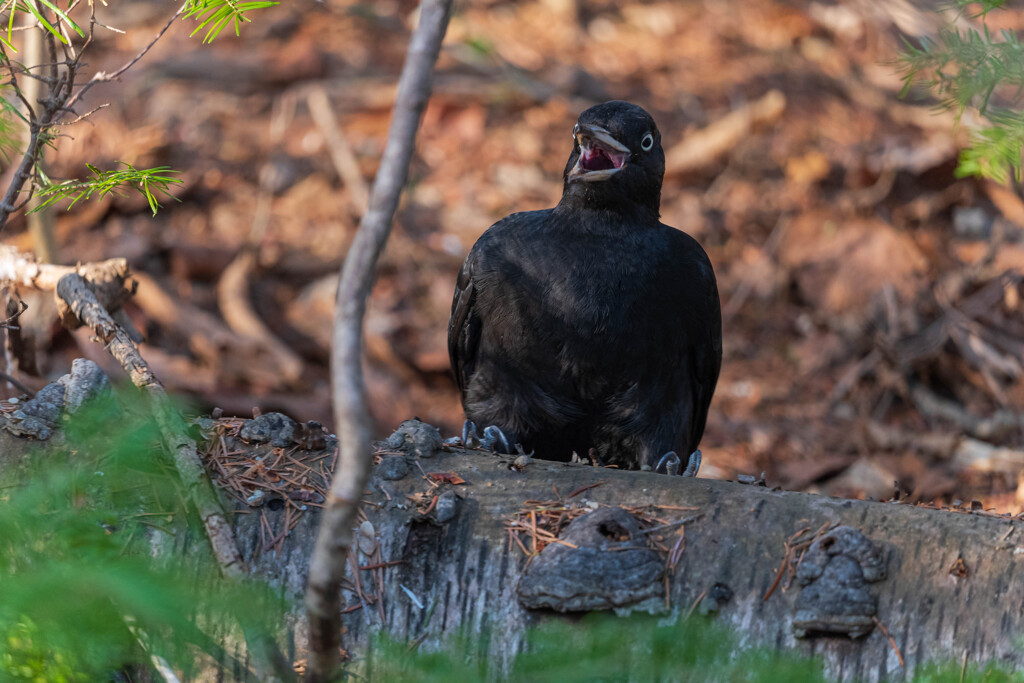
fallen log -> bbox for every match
[221,424,1024,683]
[4,414,1023,682]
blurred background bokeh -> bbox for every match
[5,0,1024,511]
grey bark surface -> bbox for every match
[225,441,1024,682]
[4,425,1023,682]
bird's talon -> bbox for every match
[656,451,681,476]
[482,425,513,454]
[682,450,702,478]
[462,420,481,449]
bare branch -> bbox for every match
[0,125,45,227]
[303,1,453,680]
[307,87,370,216]
[52,101,107,126]
[0,370,33,395]
[0,1,182,234]
[64,2,185,113]
[44,21,58,86]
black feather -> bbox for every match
[448,101,722,469]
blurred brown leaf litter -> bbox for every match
[5,0,1024,512]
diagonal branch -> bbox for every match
[54,271,295,682]
[303,0,453,680]
[63,2,186,114]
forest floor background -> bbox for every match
[5,0,1024,512]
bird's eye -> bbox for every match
[573,123,579,141]
[641,133,654,151]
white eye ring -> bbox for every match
[573,123,580,141]
[641,133,654,151]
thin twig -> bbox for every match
[64,2,185,113]
[0,371,33,396]
[639,512,704,536]
[872,615,905,667]
[303,2,453,681]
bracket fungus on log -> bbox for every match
[517,506,665,613]
[793,525,888,639]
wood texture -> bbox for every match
[223,443,1024,682]
[4,422,1022,681]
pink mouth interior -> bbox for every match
[580,145,624,172]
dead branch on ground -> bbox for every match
[54,272,295,681]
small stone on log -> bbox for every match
[1,360,117,440]
[435,490,458,522]
[60,359,114,416]
[382,419,443,459]
[240,412,297,448]
[376,454,410,481]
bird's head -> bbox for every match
[561,100,664,217]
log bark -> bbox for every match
[4,419,1023,682]
[221,439,1024,683]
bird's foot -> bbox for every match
[654,449,701,477]
[461,420,514,454]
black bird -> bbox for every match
[448,101,721,475]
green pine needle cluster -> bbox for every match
[956,108,1024,182]
[183,0,280,43]
[951,0,1008,18]
[897,4,1024,182]
[899,26,1024,117]
[0,0,85,51]
[32,162,183,216]
[0,0,275,50]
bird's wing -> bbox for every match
[448,247,482,395]
[686,258,723,450]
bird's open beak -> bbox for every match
[568,124,629,182]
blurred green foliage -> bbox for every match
[0,393,284,681]
[365,613,1021,683]
[898,2,1024,182]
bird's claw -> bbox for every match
[655,451,681,476]
[654,449,701,477]
[461,420,514,454]
[483,425,512,454]
[462,419,479,448]
[682,449,701,477]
